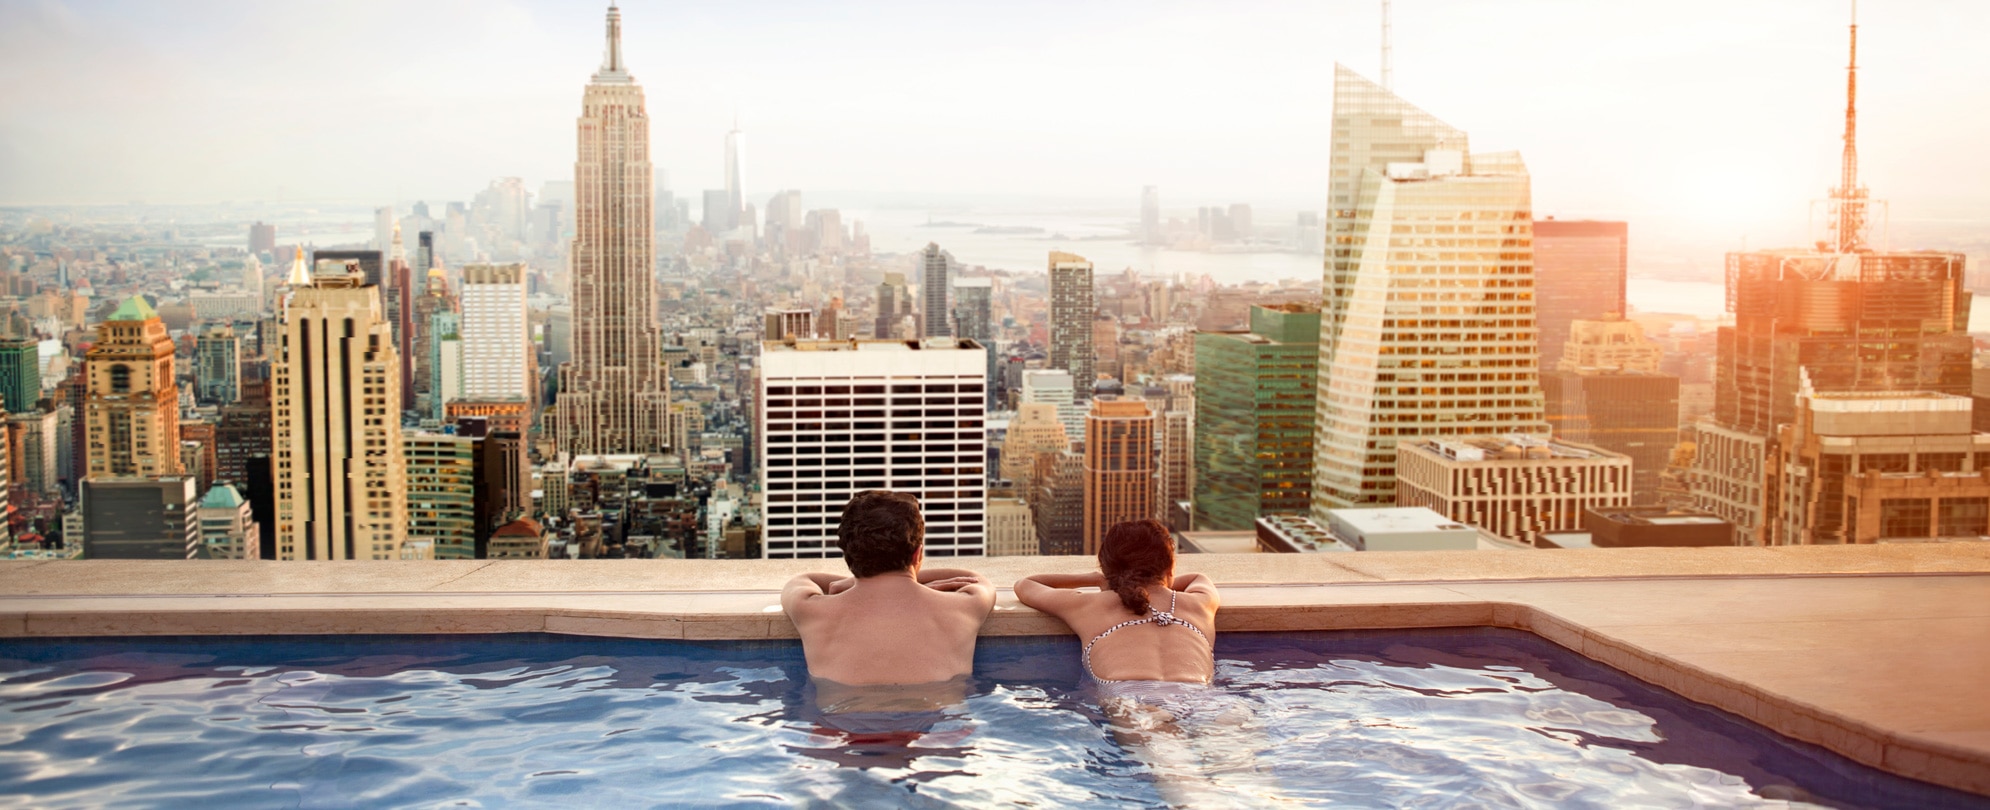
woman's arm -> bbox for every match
[1172,572,1219,610]
[1020,572,1106,590]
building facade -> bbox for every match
[1695,248,1971,544]
[1395,435,1633,546]
[271,270,408,560]
[1311,65,1549,516]
[985,496,1037,557]
[195,324,241,406]
[1082,397,1154,555]
[460,263,530,403]
[920,242,954,338]
[1048,252,1096,397]
[81,477,196,559]
[85,297,181,479]
[1770,384,1990,545]
[756,338,988,558]
[0,338,40,413]
[1532,220,1628,371]
[405,433,478,559]
[1193,303,1319,529]
[999,402,1070,491]
[197,483,260,560]
[555,4,672,456]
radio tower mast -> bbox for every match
[1830,1,1868,253]
[1380,0,1394,91]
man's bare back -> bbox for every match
[781,566,995,686]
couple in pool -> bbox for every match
[780,490,1220,730]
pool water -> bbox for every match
[0,628,1981,809]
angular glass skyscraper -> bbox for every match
[1310,65,1548,514]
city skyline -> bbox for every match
[4,1,1989,246]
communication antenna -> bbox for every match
[1380,0,1394,90]
[1829,0,1868,253]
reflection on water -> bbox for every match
[0,630,1980,809]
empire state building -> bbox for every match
[556,4,670,455]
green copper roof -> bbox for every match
[107,295,157,322]
[200,483,245,509]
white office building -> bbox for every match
[460,263,530,402]
[758,337,988,558]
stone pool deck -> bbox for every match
[2,544,1988,796]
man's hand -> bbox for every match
[824,576,857,595]
[923,576,979,592]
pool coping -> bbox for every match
[2,547,1988,796]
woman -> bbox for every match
[1018,520,1263,806]
[1015,519,1220,712]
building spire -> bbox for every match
[286,245,311,287]
[1380,0,1393,91]
[604,4,624,74]
[390,221,406,263]
[1831,0,1867,253]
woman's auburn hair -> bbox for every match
[1097,519,1174,615]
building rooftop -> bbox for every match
[1331,507,1474,537]
[107,295,157,322]
[198,484,245,510]
[1806,391,1972,413]
[1422,434,1609,462]
[761,337,982,352]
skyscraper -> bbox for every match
[556,4,672,456]
[373,206,395,254]
[85,297,181,479]
[874,272,911,339]
[920,242,954,338]
[1154,408,1192,524]
[1048,252,1095,397]
[460,263,530,403]
[405,433,477,559]
[1310,65,1548,514]
[272,266,408,560]
[1692,16,1971,545]
[999,402,1070,490]
[756,338,988,558]
[1193,303,1319,530]
[1532,220,1628,371]
[1082,397,1154,555]
[953,277,995,407]
[1542,319,1679,504]
[411,261,455,414]
[195,325,241,406]
[0,338,40,413]
[724,121,744,229]
[249,221,276,255]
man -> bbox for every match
[781,490,996,687]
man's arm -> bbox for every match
[921,568,996,610]
[780,572,849,618]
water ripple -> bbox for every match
[0,630,1980,809]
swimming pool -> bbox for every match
[0,628,1980,808]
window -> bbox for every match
[1939,498,1989,537]
[1879,498,1932,539]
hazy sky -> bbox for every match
[3,0,1988,243]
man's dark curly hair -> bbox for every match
[837,490,924,577]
